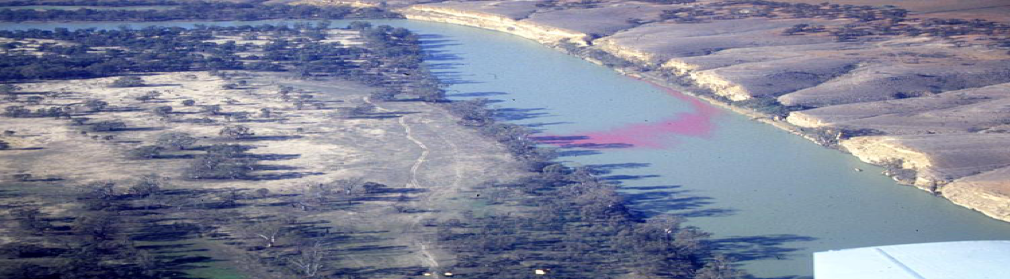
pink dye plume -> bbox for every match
[540,79,718,149]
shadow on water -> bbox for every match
[447,91,508,98]
[712,234,817,262]
[415,28,814,279]
[494,107,551,121]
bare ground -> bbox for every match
[0,70,524,277]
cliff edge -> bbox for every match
[306,0,1010,222]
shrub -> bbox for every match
[84,99,109,112]
[89,120,126,132]
[128,145,163,159]
[152,105,173,117]
[187,144,255,179]
[134,91,161,102]
[156,132,197,150]
[110,76,145,88]
[129,175,163,197]
[369,88,398,101]
[219,125,254,139]
[3,105,31,117]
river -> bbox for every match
[4,19,1010,279]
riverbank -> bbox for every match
[0,23,527,278]
[0,17,751,278]
[298,0,1010,223]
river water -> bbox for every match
[4,19,1010,278]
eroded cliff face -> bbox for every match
[839,137,936,186]
[398,5,590,46]
[358,0,1010,222]
[944,166,1010,222]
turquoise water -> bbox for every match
[4,19,1010,278]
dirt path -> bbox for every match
[365,96,443,276]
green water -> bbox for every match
[3,19,1010,279]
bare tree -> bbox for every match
[247,219,286,248]
[287,241,327,278]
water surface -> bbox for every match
[392,21,1010,279]
[4,19,1010,279]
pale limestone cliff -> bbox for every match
[944,166,1010,222]
[363,1,1010,222]
[398,4,589,46]
[689,70,753,101]
[840,137,933,173]
[841,134,1010,189]
[785,111,830,128]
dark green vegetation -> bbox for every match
[0,1,398,22]
[444,101,742,279]
[0,23,455,279]
[0,0,176,7]
[0,172,404,279]
[0,22,441,96]
[0,23,369,80]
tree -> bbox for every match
[110,76,145,88]
[71,212,118,242]
[0,84,19,95]
[414,81,445,102]
[25,96,43,105]
[84,99,109,112]
[128,145,164,159]
[79,182,118,211]
[347,103,375,118]
[219,125,254,139]
[348,21,372,30]
[135,91,161,102]
[12,207,51,235]
[3,106,30,117]
[369,88,398,101]
[448,98,493,126]
[248,220,286,248]
[693,255,742,279]
[203,104,222,115]
[188,144,255,179]
[255,188,271,198]
[0,139,9,150]
[156,132,197,150]
[129,174,163,197]
[288,241,327,277]
[13,173,31,181]
[89,120,126,132]
[152,106,173,118]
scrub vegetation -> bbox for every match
[0,3,743,279]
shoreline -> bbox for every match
[389,4,1010,223]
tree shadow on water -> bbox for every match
[448,91,508,98]
[621,185,736,218]
[711,234,817,279]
